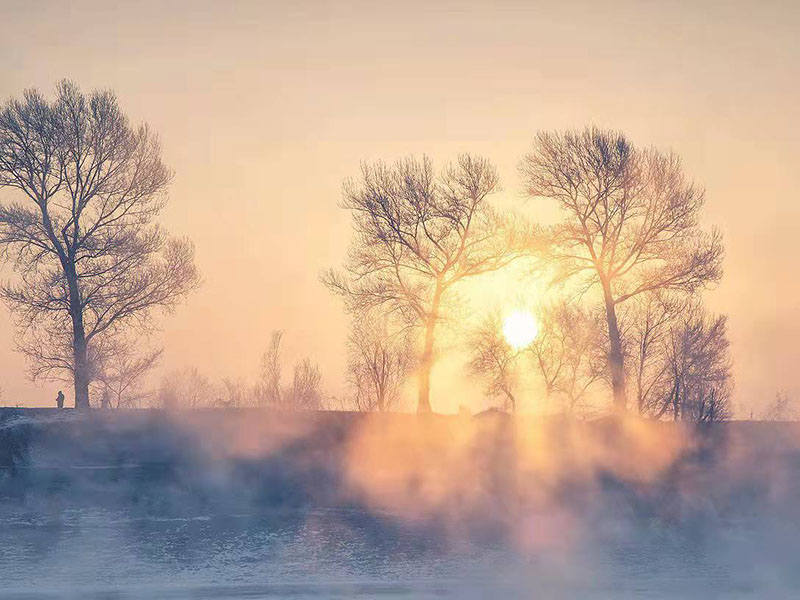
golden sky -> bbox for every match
[0,0,797,413]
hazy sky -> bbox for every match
[0,0,797,413]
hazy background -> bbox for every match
[0,0,796,413]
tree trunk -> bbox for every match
[416,315,436,413]
[601,282,627,412]
[506,391,516,415]
[376,384,385,413]
[417,280,443,414]
[71,321,91,409]
[66,269,91,410]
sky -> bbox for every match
[0,0,797,414]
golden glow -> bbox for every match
[0,2,793,411]
[502,310,539,350]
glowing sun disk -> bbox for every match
[502,310,539,350]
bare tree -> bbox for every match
[219,377,251,408]
[157,367,216,410]
[324,154,531,412]
[530,300,605,414]
[618,294,732,422]
[288,358,323,410]
[347,312,411,412]
[661,301,732,422]
[0,81,200,409]
[762,390,798,422]
[620,292,680,418]
[469,313,520,413]
[255,330,324,410]
[255,330,284,406]
[95,343,162,409]
[519,128,723,411]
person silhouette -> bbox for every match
[56,390,65,409]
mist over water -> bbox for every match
[1,410,799,598]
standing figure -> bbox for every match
[55,390,65,409]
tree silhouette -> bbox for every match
[663,300,732,422]
[324,154,530,412]
[256,331,284,406]
[289,358,323,410]
[468,313,520,413]
[618,293,732,421]
[347,312,410,412]
[762,390,798,422]
[255,330,324,410]
[95,342,162,409]
[620,292,679,417]
[530,300,605,414]
[0,81,200,408]
[519,128,723,411]
[158,367,216,410]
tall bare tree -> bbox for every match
[324,154,530,412]
[347,312,410,412]
[0,81,200,408]
[519,128,723,411]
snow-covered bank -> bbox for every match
[2,409,799,525]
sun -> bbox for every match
[502,310,539,350]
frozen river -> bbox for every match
[2,507,798,599]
